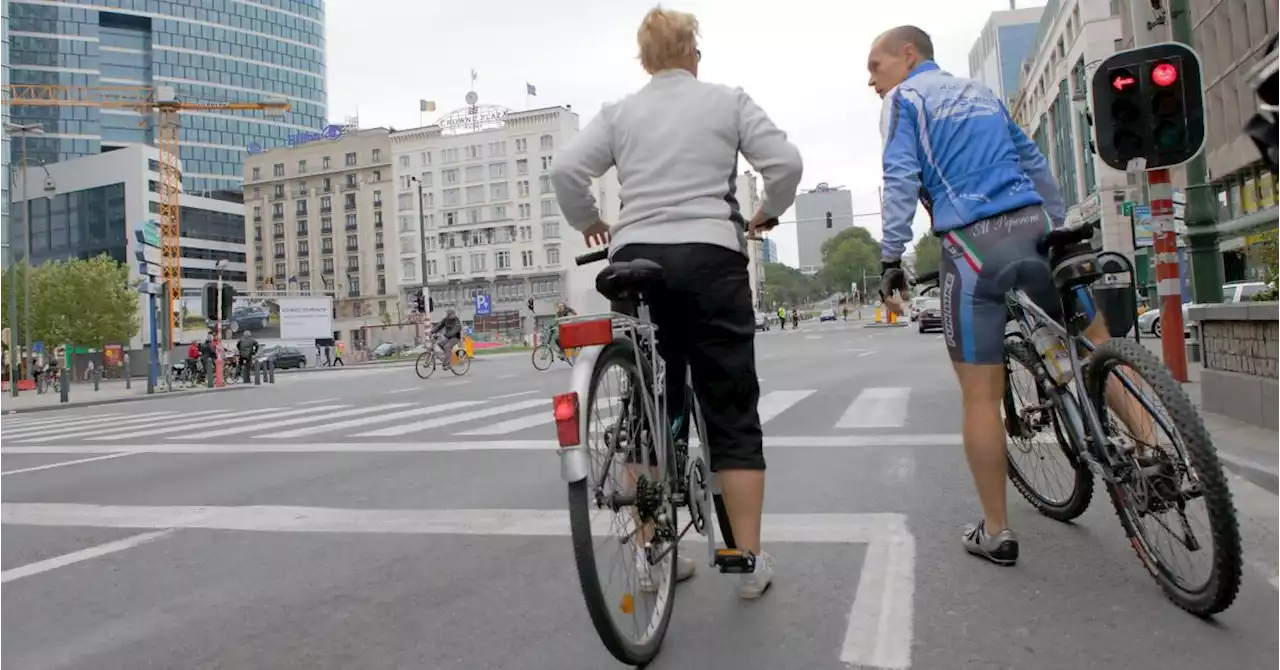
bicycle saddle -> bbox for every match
[595,258,666,302]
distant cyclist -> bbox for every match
[552,5,803,598]
[869,25,1153,566]
[430,308,462,368]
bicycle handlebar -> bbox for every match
[911,271,940,287]
[575,248,609,266]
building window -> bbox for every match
[540,134,554,151]
[468,208,482,224]
[347,255,360,271]
[515,138,528,153]
[470,252,487,272]
[443,168,459,184]
[491,182,509,200]
[345,152,357,166]
[541,156,554,171]
[322,237,334,252]
[299,259,310,274]
[517,180,530,197]
[489,141,507,156]
[466,185,485,204]
[402,260,417,279]
[251,167,261,180]
[421,151,432,165]
[298,240,309,254]
[346,234,358,249]
[274,242,285,257]
[300,281,311,292]
[372,149,382,162]
[322,218,334,234]
[489,162,507,179]
[273,163,285,177]
[349,276,361,295]
[443,188,461,206]
[540,200,557,218]
[420,172,434,187]
[445,211,458,226]
[521,250,534,267]
[323,258,335,273]
[542,221,561,238]
[518,203,532,219]
[425,259,437,276]
[539,175,553,194]
[448,255,464,274]
[296,220,308,235]
[399,155,412,167]
[491,205,507,220]
[321,195,332,212]
[546,246,560,265]
[465,165,485,182]
[496,250,511,269]
[346,214,358,230]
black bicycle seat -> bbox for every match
[595,259,665,302]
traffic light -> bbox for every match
[1091,42,1205,171]
[414,290,425,314]
[527,297,535,312]
[202,283,236,320]
[825,211,833,228]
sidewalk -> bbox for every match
[0,381,254,415]
[1139,338,1278,493]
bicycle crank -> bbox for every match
[686,456,709,534]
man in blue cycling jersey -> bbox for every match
[868,26,1139,566]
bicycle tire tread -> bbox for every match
[1086,338,1242,617]
[1004,339,1095,521]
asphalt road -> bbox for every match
[2,317,1277,670]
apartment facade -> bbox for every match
[389,103,612,330]
[242,128,397,345]
[968,6,1046,105]
[1010,0,1137,254]
[794,183,854,275]
[736,170,767,310]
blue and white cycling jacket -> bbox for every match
[878,61,1066,262]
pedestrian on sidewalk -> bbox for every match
[333,341,345,366]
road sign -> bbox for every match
[475,294,491,316]
[135,219,161,247]
[134,246,161,266]
[138,262,163,278]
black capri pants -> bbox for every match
[609,242,765,472]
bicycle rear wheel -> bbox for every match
[531,344,553,371]
[449,348,471,376]
[414,352,436,379]
[1084,338,1241,616]
[1002,334,1094,521]
[568,338,677,666]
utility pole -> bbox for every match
[410,176,431,343]
[1169,0,1223,303]
[5,150,16,397]
[5,123,45,387]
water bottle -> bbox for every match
[1030,326,1072,385]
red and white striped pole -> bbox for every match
[1147,168,1188,382]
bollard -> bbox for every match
[254,360,262,385]
[206,362,215,388]
[243,358,251,384]
[93,367,101,392]
[267,358,276,383]
[124,353,132,390]
[60,372,69,403]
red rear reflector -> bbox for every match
[552,392,580,447]
[558,319,612,349]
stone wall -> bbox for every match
[1188,302,1279,430]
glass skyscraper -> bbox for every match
[5,0,326,196]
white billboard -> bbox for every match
[278,297,334,339]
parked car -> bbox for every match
[818,308,837,322]
[908,295,933,322]
[1135,281,1268,336]
[372,341,406,358]
[754,311,771,331]
[256,345,307,369]
[916,298,943,333]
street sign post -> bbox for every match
[135,221,165,393]
[475,294,492,316]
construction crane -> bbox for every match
[2,84,289,340]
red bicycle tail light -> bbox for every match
[558,319,613,349]
[553,392,580,447]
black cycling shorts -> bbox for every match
[610,242,764,471]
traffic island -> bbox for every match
[864,305,909,328]
[1188,302,1279,430]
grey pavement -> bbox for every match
[2,318,1276,670]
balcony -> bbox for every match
[320,206,333,214]
[374,218,383,229]
[272,210,284,220]
[373,199,383,208]
[345,202,357,211]
[295,209,308,218]
[342,181,359,191]
[375,241,384,250]
[270,191,286,201]
[345,244,359,252]
[345,222,359,231]
[295,188,309,198]
[321,246,334,255]
[253,216,262,223]
[322,267,335,275]
[273,252,286,259]
[273,231,285,240]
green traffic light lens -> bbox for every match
[1153,122,1186,150]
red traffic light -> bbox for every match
[1152,62,1179,87]
[1112,73,1138,91]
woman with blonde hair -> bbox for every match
[552,5,803,601]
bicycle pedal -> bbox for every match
[714,548,755,574]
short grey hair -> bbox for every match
[880,25,934,61]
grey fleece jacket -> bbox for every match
[550,69,803,257]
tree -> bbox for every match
[1246,228,1278,300]
[816,226,880,296]
[913,235,941,278]
[762,261,821,307]
[0,255,140,347]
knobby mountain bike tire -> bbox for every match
[568,338,677,666]
[1002,334,1094,522]
[1084,338,1242,617]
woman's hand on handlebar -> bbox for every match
[583,220,611,247]
[747,211,780,240]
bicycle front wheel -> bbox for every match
[1085,338,1241,617]
[414,352,436,379]
[531,344,553,371]
[569,338,677,666]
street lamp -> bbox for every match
[408,175,431,344]
[213,258,229,387]
[5,122,45,396]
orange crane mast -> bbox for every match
[2,84,289,340]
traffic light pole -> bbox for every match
[214,272,225,388]
[1170,0,1223,304]
[1149,168,1188,382]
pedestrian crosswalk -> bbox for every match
[1,385,953,445]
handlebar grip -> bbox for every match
[911,271,940,286]
[575,248,609,266]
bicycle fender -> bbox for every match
[558,343,605,484]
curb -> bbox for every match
[1217,450,1280,495]
[1,384,256,415]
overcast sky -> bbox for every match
[326,0,1043,267]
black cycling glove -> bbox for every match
[878,260,908,302]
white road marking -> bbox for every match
[756,390,816,425]
[155,404,407,441]
[443,379,472,386]
[4,434,965,454]
[491,390,539,399]
[1,451,140,476]
[804,335,823,340]
[7,409,231,443]
[456,412,550,436]
[836,387,911,429]
[1,411,175,438]
[354,398,549,437]
[0,530,174,584]
[261,401,485,439]
[380,388,419,395]
[934,335,943,340]
[84,406,338,442]
[497,374,518,379]
[857,351,874,358]
[2,412,126,429]
[0,503,915,666]
[296,398,340,405]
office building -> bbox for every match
[242,127,395,346]
[10,145,246,349]
[389,99,619,330]
[794,183,854,275]
[2,9,10,268]
[736,170,767,309]
[4,0,327,195]
[1009,0,1133,253]
[761,237,778,264]
[968,5,1046,105]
